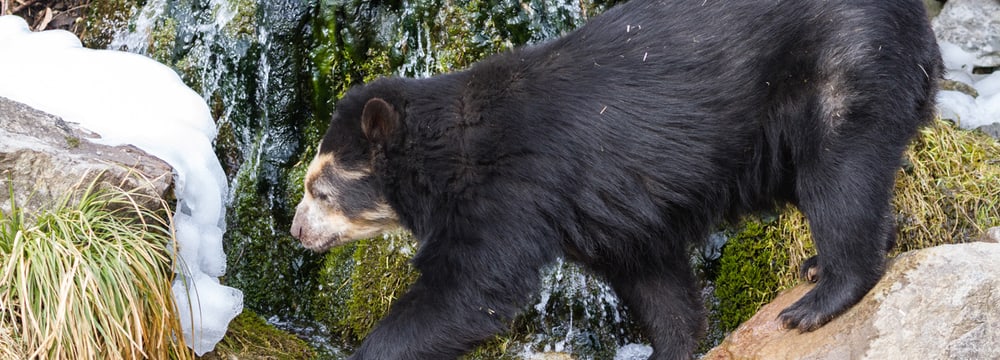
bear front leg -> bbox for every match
[348,280,505,359]
[349,236,547,360]
[607,253,705,360]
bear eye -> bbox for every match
[313,191,331,202]
[306,182,331,203]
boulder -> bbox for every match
[932,0,1000,68]
[0,96,173,215]
[977,122,1000,140]
[704,242,1000,360]
[984,227,1000,243]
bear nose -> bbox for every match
[290,210,306,240]
[290,202,308,240]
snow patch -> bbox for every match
[614,343,654,360]
[936,41,1000,129]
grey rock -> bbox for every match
[704,242,1000,360]
[984,227,1000,243]
[932,0,1000,67]
[976,122,1000,139]
[0,96,173,216]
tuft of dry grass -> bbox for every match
[893,119,1000,252]
[0,177,194,360]
[0,324,25,359]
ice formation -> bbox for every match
[936,41,1000,129]
[0,15,242,356]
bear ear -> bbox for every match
[361,98,401,143]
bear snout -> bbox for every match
[290,200,336,252]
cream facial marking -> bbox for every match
[291,150,400,252]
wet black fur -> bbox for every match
[317,1,941,359]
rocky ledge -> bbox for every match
[0,96,173,214]
[705,240,1000,360]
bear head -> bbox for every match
[291,92,403,252]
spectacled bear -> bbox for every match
[290,0,941,358]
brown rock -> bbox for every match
[705,243,1000,360]
[0,96,173,215]
[528,352,576,360]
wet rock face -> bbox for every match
[704,242,1000,360]
[0,96,173,214]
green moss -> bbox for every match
[64,135,80,149]
[305,233,420,352]
[464,335,525,360]
[201,309,316,360]
[344,234,420,340]
[219,0,258,39]
[81,0,144,48]
[924,0,944,18]
[148,17,179,65]
[225,145,323,316]
[213,120,242,179]
[422,1,510,74]
[712,215,797,333]
[284,155,309,205]
[309,243,358,342]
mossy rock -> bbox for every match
[711,213,801,333]
[199,309,316,360]
[309,233,419,346]
[218,0,258,39]
[81,0,144,48]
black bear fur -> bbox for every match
[294,0,942,359]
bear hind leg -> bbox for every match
[796,217,896,284]
[779,132,904,331]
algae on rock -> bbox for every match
[200,310,317,360]
[81,0,144,48]
[711,214,800,333]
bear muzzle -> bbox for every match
[290,194,401,252]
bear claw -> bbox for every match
[799,256,821,283]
